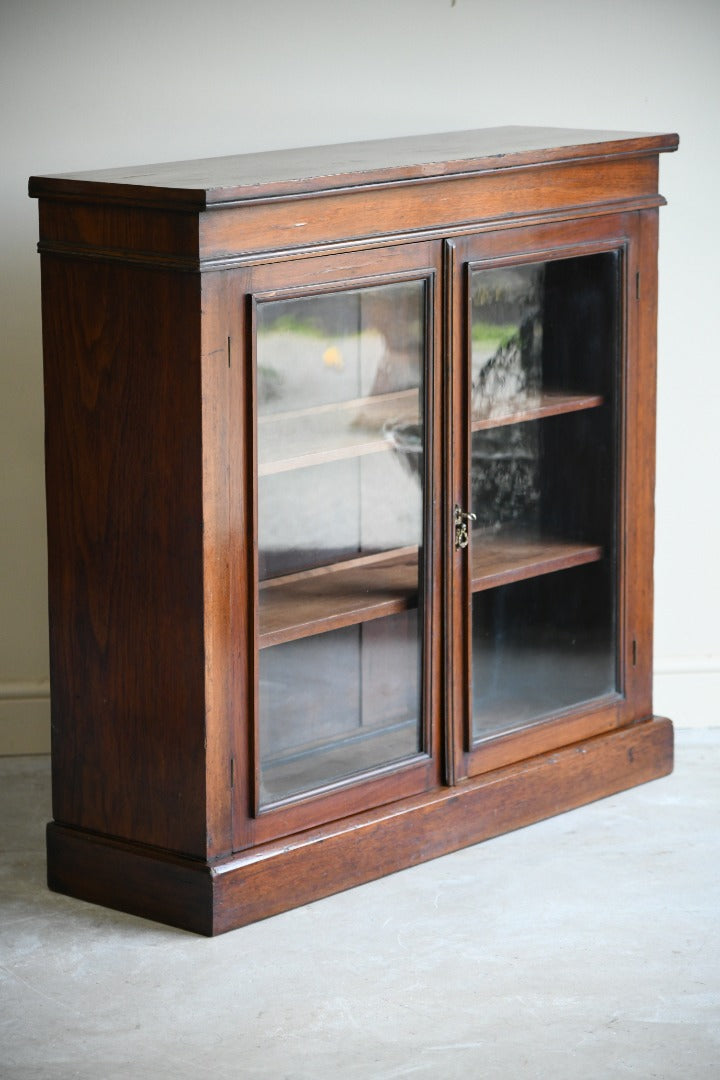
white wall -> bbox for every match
[1,0,718,752]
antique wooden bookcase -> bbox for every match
[30,126,678,934]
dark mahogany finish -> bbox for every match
[31,127,678,934]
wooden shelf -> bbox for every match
[259,388,419,476]
[258,547,419,648]
[257,389,601,476]
[471,532,603,592]
[471,390,603,432]
[258,532,603,649]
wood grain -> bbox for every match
[30,126,678,206]
[46,718,673,934]
[446,212,659,785]
[31,131,677,269]
[258,550,419,648]
[41,257,208,855]
[471,390,603,430]
[213,717,673,934]
[257,532,602,649]
[471,534,603,591]
[32,127,677,933]
[242,242,443,848]
[199,158,662,262]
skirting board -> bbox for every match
[0,691,50,755]
[654,662,720,729]
[2,667,715,756]
[47,717,673,936]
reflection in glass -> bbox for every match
[471,265,544,424]
[469,253,620,742]
[259,612,420,805]
[256,282,426,805]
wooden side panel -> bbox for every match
[42,257,208,855]
[38,199,199,265]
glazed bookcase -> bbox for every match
[30,126,678,934]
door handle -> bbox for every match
[454,504,476,550]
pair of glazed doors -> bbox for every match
[233,211,654,845]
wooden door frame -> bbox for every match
[445,211,656,781]
[230,240,445,850]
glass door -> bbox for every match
[246,245,441,839]
[448,220,638,780]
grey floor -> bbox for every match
[1,730,718,1080]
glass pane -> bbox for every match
[469,252,620,742]
[259,612,420,804]
[256,281,426,805]
[471,264,544,424]
[472,565,616,739]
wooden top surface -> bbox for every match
[29,126,679,208]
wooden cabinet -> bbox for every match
[30,126,678,934]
